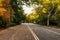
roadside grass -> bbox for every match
[48,25,60,30]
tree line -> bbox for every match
[25,0,60,27]
[0,0,26,28]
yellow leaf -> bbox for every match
[0,8,7,13]
[0,8,7,16]
[0,0,2,3]
[28,13,39,20]
[0,0,2,7]
[0,4,2,7]
[42,8,47,13]
[43,0,50,4]
[58,5,60,9]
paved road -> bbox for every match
[0,24,34,40]
[27,23,60,40]
[0,23,60,40]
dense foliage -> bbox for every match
[0,0,60,28]
[0,0,26,28]
[25,0,60,27]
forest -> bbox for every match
[0,0,60,28]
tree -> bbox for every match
[43,0,58,26]
[25,0,58,26]
[27,13,39,23]
[10,0,26,24]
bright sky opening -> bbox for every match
[23,5,33,15]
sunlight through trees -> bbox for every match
[0,0,60,28]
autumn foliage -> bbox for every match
[0,8,10,23]
[3,12,10,22]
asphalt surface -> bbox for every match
[0,23,60,40]
[28,23,60,40]
[0,24,34,40]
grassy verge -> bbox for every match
[48,25,60,30]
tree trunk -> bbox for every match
[47,12,50,26]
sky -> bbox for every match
[23,5,33,15]
[22,4,40,16]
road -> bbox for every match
[0,23,60,40]
[27,23,60,40]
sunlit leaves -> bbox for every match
[42,8,47,13]
[58,5,60,9]
[28,13,39,20]
[0,8,7,16]
[0,0,2,3]
[34,7,41,14]
[0,0,2,7]
[0,8,10,22]
[43,0,50,5]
